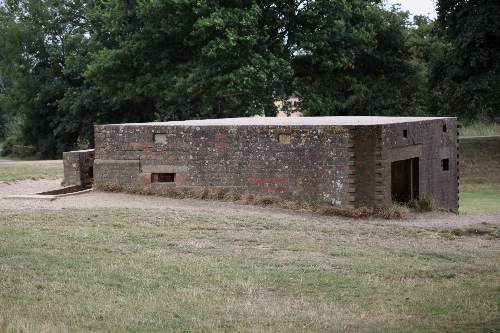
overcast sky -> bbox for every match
[386,0,437,18]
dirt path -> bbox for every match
[0,179,498,229]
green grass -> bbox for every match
[460,187,500,213]
[460,122,500,137]
[0,163,63,182]
[459,137,500,213]
[0,208,498,332]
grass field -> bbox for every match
[0,138,498,332]
[460,190,500,213]
[0,209,498,332]
[460,122,500,137]
[459,137,500,213]
[0,160,63,182]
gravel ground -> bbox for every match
[0,179,498,229]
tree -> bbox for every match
[0,75,8,139]
[82,0,293,122]
[7,0,492,158]
[0,0,94,157]
[289,1,430,117]
[405,15,449,116]
[430,0,500,120]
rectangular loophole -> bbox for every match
[151,173,175,183]
[441,159,449,171]
[154,133,168,143]
[403,129,408,138]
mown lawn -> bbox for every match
[0,162,63,182]
[459,137,500,213]
[0,209,498,332]
[460,185,500,213]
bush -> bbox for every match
[0,135,36,158]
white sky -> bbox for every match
[386,0,437,19]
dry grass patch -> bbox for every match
[96,182,410,220]
[460,122,500,137]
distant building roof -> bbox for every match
[105,116,453,127]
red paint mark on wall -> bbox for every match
[167,155,177,161]
[139,174,151,186]
[260,186,288,192]
[215,132,226,140]
[143,151,161,158]
[175,173,186,185]
[215,132,229,149]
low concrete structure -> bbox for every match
[90,116,459,210]
[62,149,94,186]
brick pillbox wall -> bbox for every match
[92,117,458,210]
[94,124,353,206]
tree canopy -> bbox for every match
[0,0,499,157]
[430,0,500,120]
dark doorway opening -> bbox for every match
[391,158,419,203]
[88,166,94,181]
[80,165,93,186]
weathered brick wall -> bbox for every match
[62,149,95,186]
[94,125,353,205]
[93,118,458,210]
[351,126,385,208]
[380,119,458,210]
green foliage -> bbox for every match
[1,0,499,157]
[0,0,94,157]
[82,0,293,121]
[430,0,500,120]
[0,134,36,158]
[295,3,427,117]
[0,111,8,140]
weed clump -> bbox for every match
[374,205,410,219]
[95,182,410,220]
[223,191,242,202]
[408,196,437,212]
[255,196,283,206]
